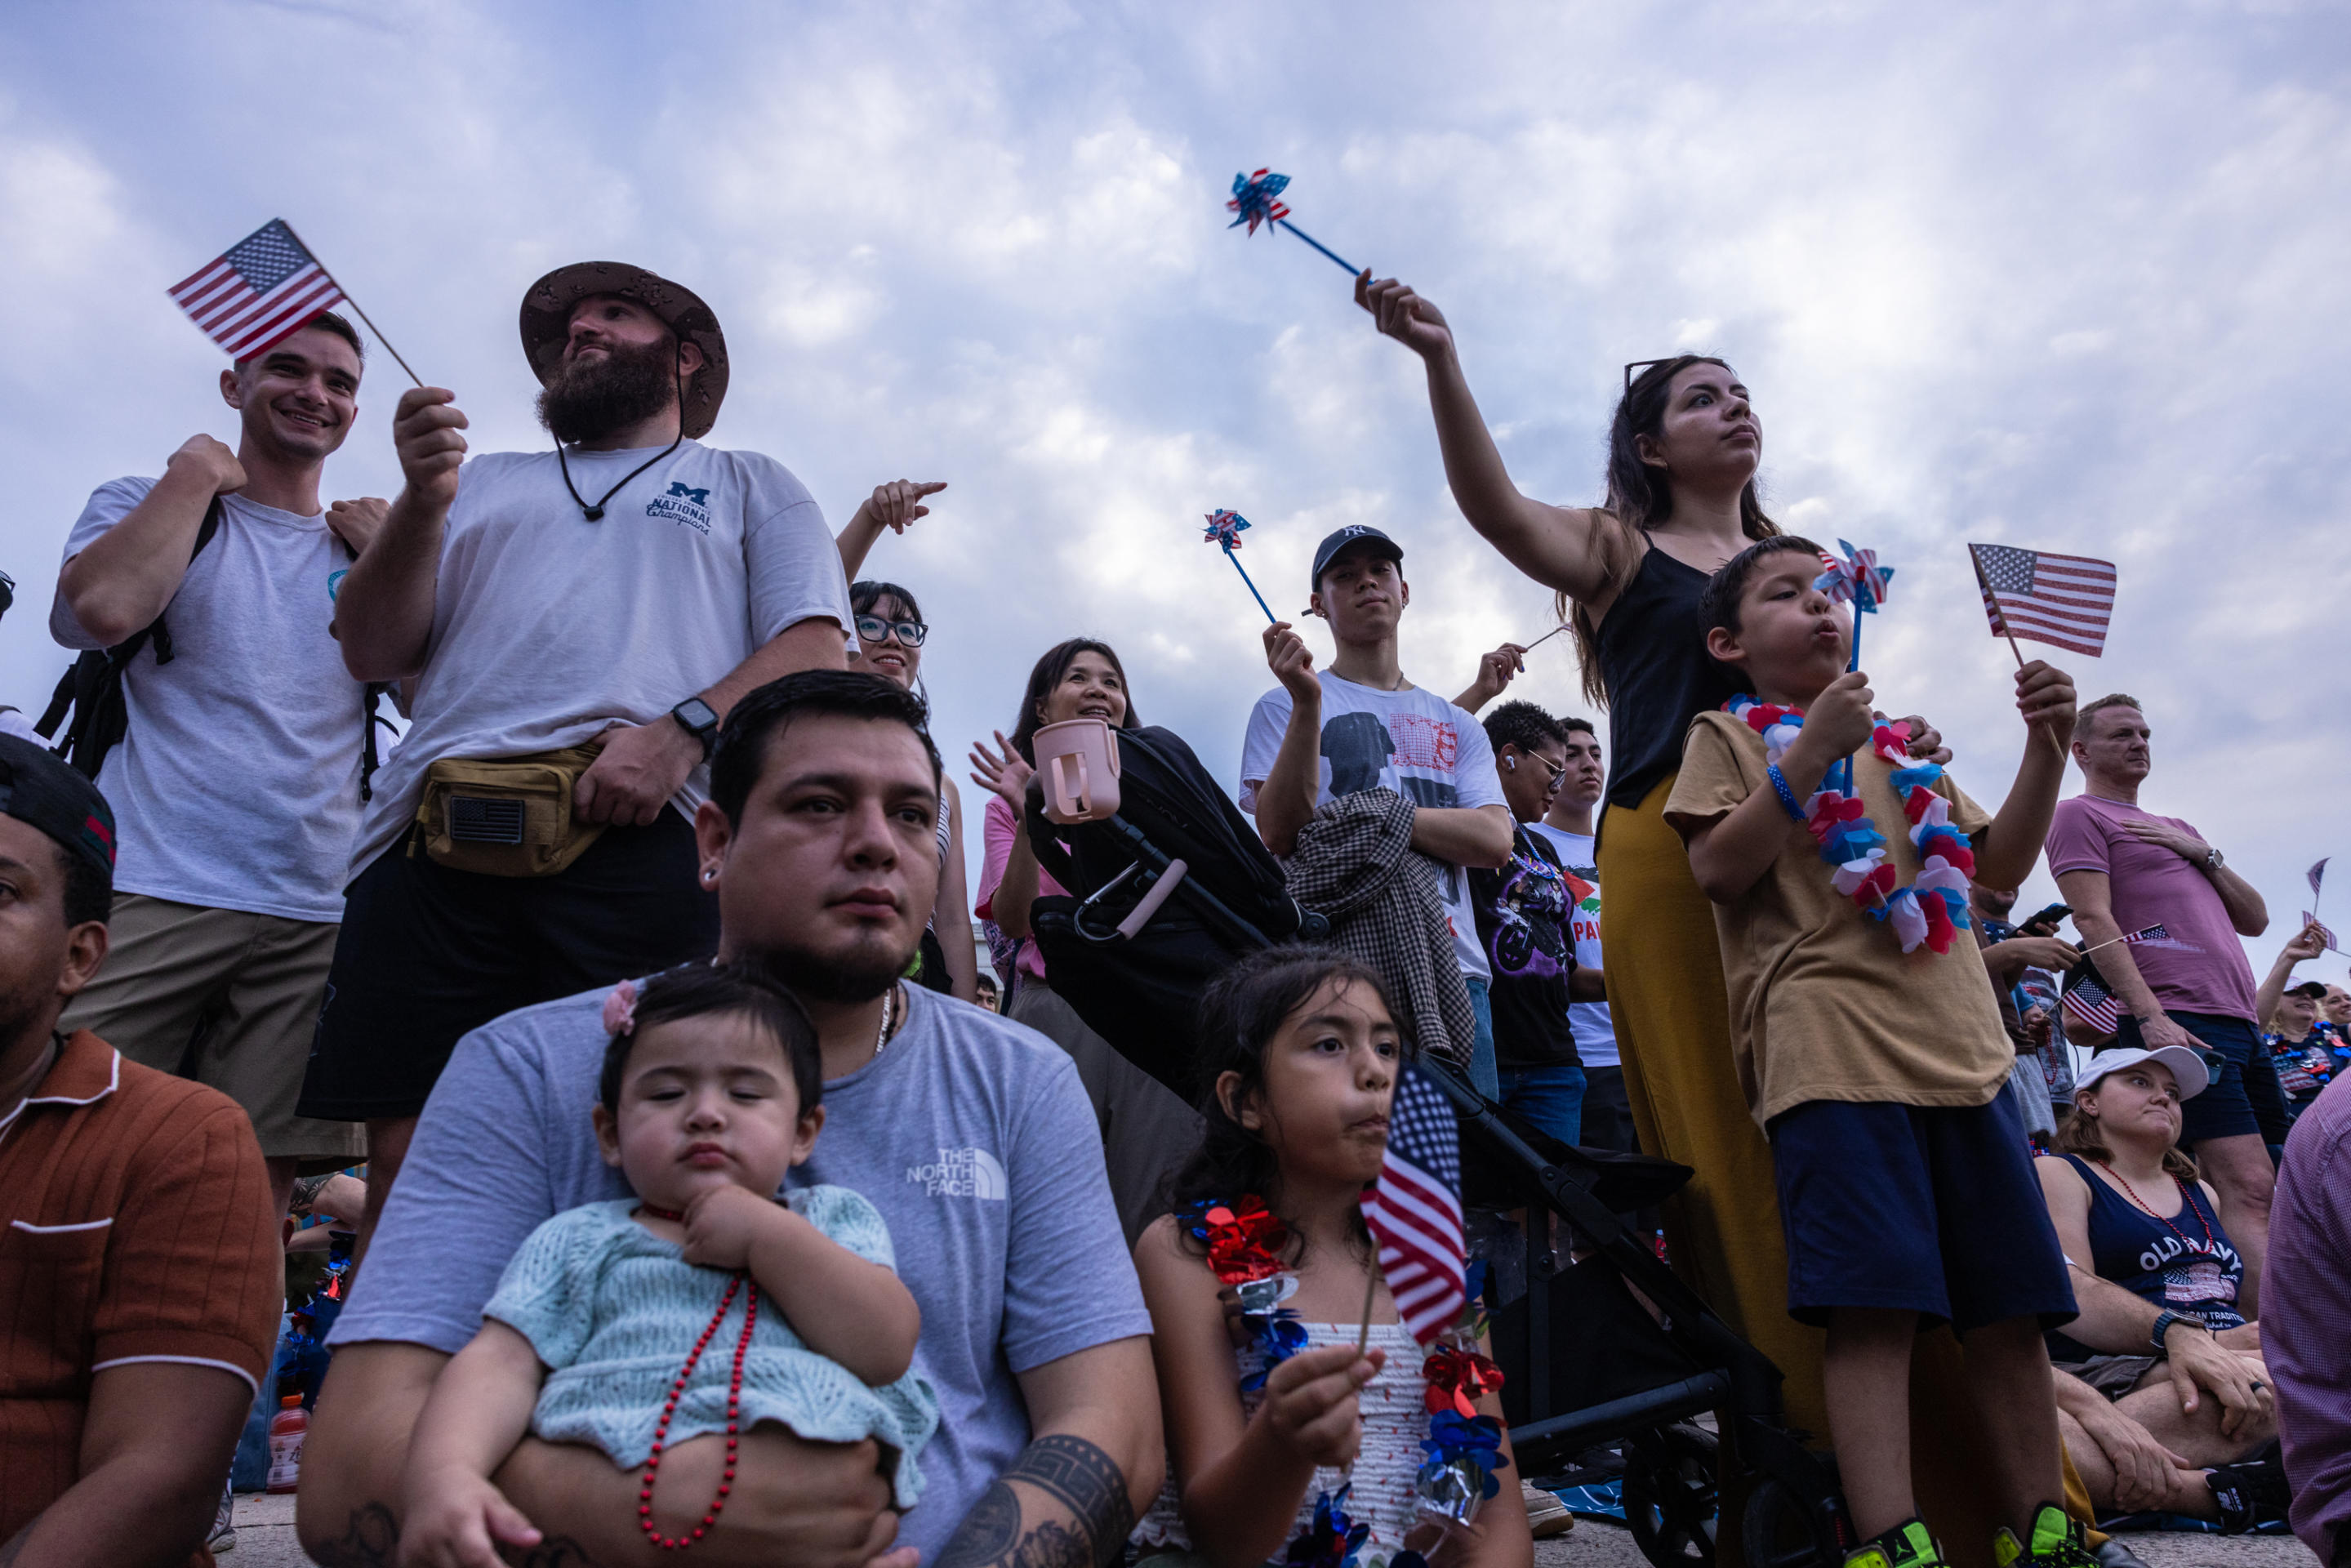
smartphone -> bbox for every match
[2018,902,2072,938]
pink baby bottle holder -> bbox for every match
[1031,719,1121,825]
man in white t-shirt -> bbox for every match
[1240,524,1513,1092]
[50,311,381,1214]
[1529,717,1635,1152]
[300,264,854,1248]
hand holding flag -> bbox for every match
[1812,540,1892,795]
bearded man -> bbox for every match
[302,265,853,1252]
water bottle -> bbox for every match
[265,1394,308,1494]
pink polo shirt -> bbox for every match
[2045,792,2257,1020]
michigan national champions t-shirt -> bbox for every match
[1240,672,1506,981]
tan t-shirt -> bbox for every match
[1664,710,2014,1127]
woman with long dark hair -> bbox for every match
[969,639,1203,1245]
[1351,277,2005,1531]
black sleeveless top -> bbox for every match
[1592,546,1743,811]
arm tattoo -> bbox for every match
[934,1433,1136,1568]
[307,1503,399,1567]
[308,1503,610,1568]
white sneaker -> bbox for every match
[1522,1479,1574,1539]
[207,1479,236,1552]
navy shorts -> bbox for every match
[2112,1010,2291,1147]
[1768,1087,2078,1335]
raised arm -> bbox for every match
[833,479,946,581]
[2259,924,2327,1028]
[1971,660,2077,892]
[1683,673,1873,904]
[1410,804,1514,871]
[937,778,981,1002]
[2,1363,253,1568]
[931,1338,1161,1568]
[1356,276,1618,605]
[56,439,243,645]
[333,387,469,681]
[1252,625,1325,857]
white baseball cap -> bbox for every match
[2074,1045,2211,1102]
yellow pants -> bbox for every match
[1600,779,2019,1567]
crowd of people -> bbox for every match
[1,258,2345,1568]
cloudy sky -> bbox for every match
[2,0,2344,977]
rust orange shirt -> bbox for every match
[0,1029,279,1555]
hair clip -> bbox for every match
[601,978,639,1038]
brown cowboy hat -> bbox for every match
[519,262,729,439]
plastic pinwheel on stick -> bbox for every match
[1203,509,1277,624]
[1227,169,1362,278]
[1813,539,1894,795]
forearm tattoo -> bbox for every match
[310,1502,612,1568]
[935,1433,1136,1568]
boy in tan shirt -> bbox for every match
[1665,537,2086,1568]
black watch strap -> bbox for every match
[670,697,719,760]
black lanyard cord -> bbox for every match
[554,359,688,522]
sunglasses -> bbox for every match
[854,615,928,648]
[1624,358,1680,392]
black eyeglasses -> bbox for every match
[855,614,928,647]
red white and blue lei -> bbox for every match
[1721,696,1976,955]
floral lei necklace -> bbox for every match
[1182,1198,1510,1568]
[1721,696,1976,955]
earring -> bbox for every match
[701,866,718,884]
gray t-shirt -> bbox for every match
[349,441,854,874]
[51,479,363,922]
[327,983,1151,1558]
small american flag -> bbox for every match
[1360,1066,1467,1344]
[2304,915,2340,955]
[2123,923,2171,946]
[168,220,346,361]
[2063,960,2122,1035]
[1969,544,2117,658]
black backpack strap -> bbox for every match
[43,494,226,777]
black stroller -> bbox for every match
[1022,725,1850,1568]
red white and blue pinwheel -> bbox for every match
[1204,509,1277,624]
[1228,169,1361,278]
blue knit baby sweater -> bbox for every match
[483,1188,938,1508]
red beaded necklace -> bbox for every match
[635,1204,756,1551]
[2105,1168,2215,1250]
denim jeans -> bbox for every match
[1463,977,1501,1101]
[1498,1062,1588,1149]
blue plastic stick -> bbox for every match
[1226,547,1277,623]
[1833,613,1863,796]
[1277,219,1360,277]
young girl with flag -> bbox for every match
[1131,948,1531,1568]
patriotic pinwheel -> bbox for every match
[1227,169,1361,278]
[1204,509,1276,623]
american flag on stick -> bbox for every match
[1968,543,2117,659]
[1360,1065,1467,1345]
[2063,960,2122,1036]
[168,220,420,384]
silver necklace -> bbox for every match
[873,984,897,1058]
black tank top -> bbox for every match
[1593,546,1743,810]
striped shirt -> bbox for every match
[0,1030,281,1553]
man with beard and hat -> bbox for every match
[301,265,856,1251]
[296,672,1160,1568]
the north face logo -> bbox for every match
[906,1146,1008,1200]
[646,482,715,535]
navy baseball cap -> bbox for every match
[1309,525,1405,592]
[0,733,115,889]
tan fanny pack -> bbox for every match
[412,745,608,877]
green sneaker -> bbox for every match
[1843,1517,1947,1568]
[1991,1503,2099,1567]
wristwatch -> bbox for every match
[2204,847,2225,872]
[669,697,720,760]
[2150,1308,2196,1352]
